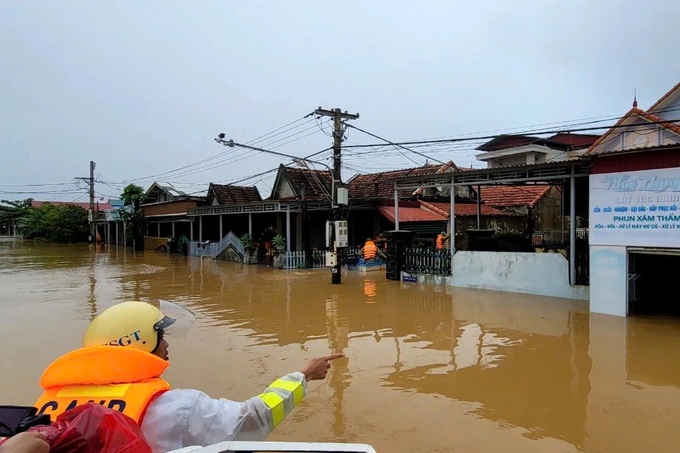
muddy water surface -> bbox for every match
[2,238,680,452]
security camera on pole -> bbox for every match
[314,107,359,284]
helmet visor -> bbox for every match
[154,300,196,339]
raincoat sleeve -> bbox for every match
[140,372,307,452]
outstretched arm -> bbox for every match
[141,354,345,452]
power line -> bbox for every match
[345,124,443,165]
[340,118,680,150]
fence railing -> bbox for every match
[403,247,452,276]
[188,231,244,260]
[280,248,362,270]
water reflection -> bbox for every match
[3,240,680,452]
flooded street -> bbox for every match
[2,239,680,452]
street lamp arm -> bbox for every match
[215,137,336,206]
[214,138,332,173]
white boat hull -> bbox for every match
[168,441,377,453]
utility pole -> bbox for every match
[76,160,96,242]
[89,160,95,242]
[314,107,359,284]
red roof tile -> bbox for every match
[210,184,262,204]
[420,200,513,217]
[585,108,680,156]
[476,135,541,151]
[378,206,446,223]
[276,167,333,201]
[648,81,680,112]
[477,133,599,152]
[479,185,552,208]
[31,200,112,211]
[348,162,457,200]
[548,133,600,148]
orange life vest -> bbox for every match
[34,346,170,423]
[436,234,445,250]
[363,240,377,260]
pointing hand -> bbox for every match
[300,353,345,381]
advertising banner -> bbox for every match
[590,167,680,247]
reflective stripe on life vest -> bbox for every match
[35,379,169,423]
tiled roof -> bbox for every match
[348,162,456,200]
[210,184,262,204]
[477,133,600,153]
[479,185,552,208]
[31,200,113,211]
[548,133,600,148]
[278,167,333,201]
[585,108,680,156]
[648,81,680,113]
[377,206,446,223]
[420,200,513,217]
[476,135,543,151]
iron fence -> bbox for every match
[403,247,452,275]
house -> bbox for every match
[186,164,336,260]
[476,133,600,168]
[142,182,205,249]
[479,184,564,235]
[346,161,477,241]
[586,82,680,317]
[195,183,264,242]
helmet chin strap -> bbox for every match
[150,330,164,354]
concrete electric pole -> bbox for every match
[76,160,96,242]
[314,107,359,284]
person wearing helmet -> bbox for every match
[436,231,450,251]
[34,301,343,453]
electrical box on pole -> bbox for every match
[314,107,359,284]
[334,220,348,248]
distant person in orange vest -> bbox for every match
[360,238,386,261]
[436,231,450,250]
[34,301,344,452]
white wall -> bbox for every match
[589,246,628,316]
[450,251,589,300]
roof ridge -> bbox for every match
[419,200,449,218]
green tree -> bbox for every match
[121,184,145,206]
[0,198,33,234]
[120,184,146,251]
[20,203,89,242]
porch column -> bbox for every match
[569,168,576,285]
[394,182,400,230]
[286,209,291,252]
[190,220,194,241]
[219,214,223,239]
[248,213,252,236]
[199,216,203,242]
[476,184,481,229]
[157,223,160,237]
[450,176,456,271]
[172,222,176,238]
[561,182,565,242]
[115,222,119,246]
[123,221,126,247]
[107,223,111,244]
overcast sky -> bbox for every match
[1,1,679,202]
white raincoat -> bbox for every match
[140,372,307,453]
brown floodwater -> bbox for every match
[2,238,680,452]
